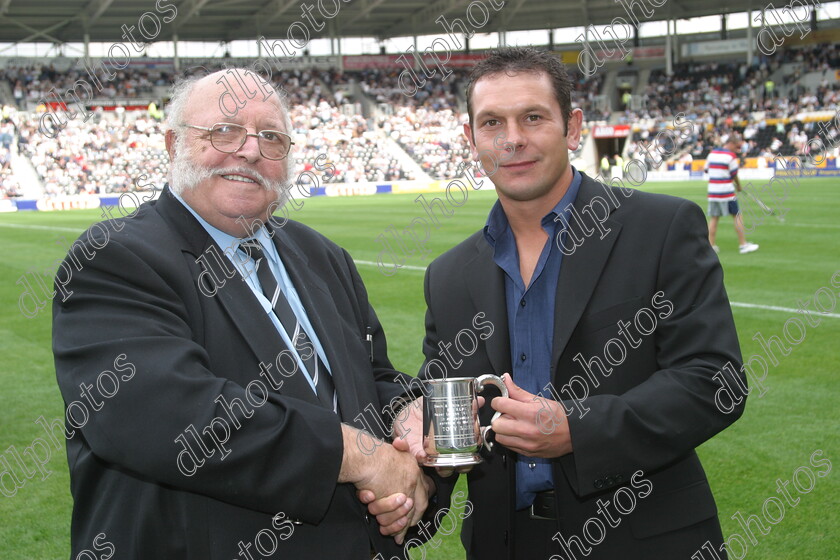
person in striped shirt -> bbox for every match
[704,133,759,254]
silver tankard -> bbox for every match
[421,374,508,467]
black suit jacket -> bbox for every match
[421,173,746,559]
[53,187,410,559]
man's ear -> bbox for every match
[463,122,478,159]
[165,129,177,160]
[565,108,584,152]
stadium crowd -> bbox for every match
[18,115,167,196]
[2,64,168,108]
[0,40,837,198]
[0,117,19,198]
[623,42,840,166]
[353,67,467,109]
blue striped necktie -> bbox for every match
[239,239,337,412]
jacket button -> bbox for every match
[594,479,604,489]
[606,476,617,486]
[365,513,371,524]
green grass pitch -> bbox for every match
[0,178,838,559]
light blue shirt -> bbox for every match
[172,191,331,394]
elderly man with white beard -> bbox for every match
[52,68,432,559]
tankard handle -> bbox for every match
[474,374,508,450]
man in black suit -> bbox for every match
[52,68,429,559]
[368,48,747,559]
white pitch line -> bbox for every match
[730,301,840,319]
[781,223,840,229]
[356,260,840,319]
[354,259,427,272]
[0,222,82,233]
[3,222,838,318]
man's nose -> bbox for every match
[501,123,526,152]
[235,132,262,162]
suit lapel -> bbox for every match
[551,176,623,373]
[270,229,361,420]
[465,235,511,375]
[153,186,212,257]
[154,188,320,404]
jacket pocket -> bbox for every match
[629,479,718,539]
[578,296,645,334]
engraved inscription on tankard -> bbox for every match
[422,375,508,467]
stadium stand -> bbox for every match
[1,40,838,199]
[0,117,18,198]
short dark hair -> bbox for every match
[465,47,573,131]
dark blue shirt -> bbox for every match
[483,168,582,510]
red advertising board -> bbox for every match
[592,124,631,138]
[342,52,484,70]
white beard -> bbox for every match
[168,139,291,203]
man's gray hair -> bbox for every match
[165,67,295,183]
[166,68,292,133]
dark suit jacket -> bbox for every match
[421,173,746,559]
[53,187,410,559]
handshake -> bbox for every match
[341,373,572,545]
[339,398,430,545]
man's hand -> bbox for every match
[490,373,573,458]
[355,399,431,541]
[338,425,429,544]
[391,396,483,477]
[392,397,425,461]
[358,474,434,541]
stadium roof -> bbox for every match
[0,0,762,45]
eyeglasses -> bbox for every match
[182,122,294,160]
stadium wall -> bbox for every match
[0,176,499,213]
[3,155,835,213]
